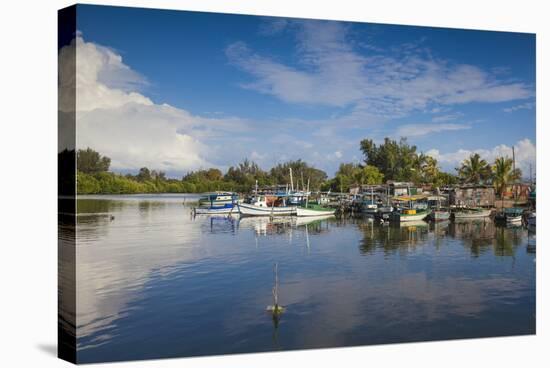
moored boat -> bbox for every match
[506,216,522,226]
[453,207,492,219]
[431,210,450,221]
[296,203,336,217]
[495,207,524,224]
[238,195,296,216]
[391,195,430,222]
[194,203,238,215]
[198,191,239,206]
[391,208,431,222]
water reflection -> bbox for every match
[72,197,535,363]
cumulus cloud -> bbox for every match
[227,20,533,117]
[426,138,536,176]
[59,35,251,175]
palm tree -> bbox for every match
[492,157,522,198]
[420,155,439,184]
[457,153,491,184]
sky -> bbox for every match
[61,4,536,178]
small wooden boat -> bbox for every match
[431,210,450,221]
[391,208,431,222]
[194,203,238,215]
[296,203,335,217]
[375,206,393,221]
[453,207,492,219]
[427,194,449,221]
[391,195,431,222]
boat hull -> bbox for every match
[506,216,523,224]
[296,206,336,217]
[238,203,296,216]
[431,211,450,221]
[453,209,492,219]
[194,204,238,215]
[527,213,536,227]
[392,210,430,222]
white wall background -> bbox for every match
[0,0,547,367]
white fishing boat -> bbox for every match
[453,208,492,219]
[238,195,296,216]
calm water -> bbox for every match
[65,194,535,363]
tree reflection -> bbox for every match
[358,221,430,256]
[449,219,495,257]
[493,224,524,257]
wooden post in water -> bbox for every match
[267,262,284,316]
[273,263,279,311]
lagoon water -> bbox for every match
[65,194,535,363]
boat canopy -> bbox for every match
[427,195,447,201]
[394,195,428,202]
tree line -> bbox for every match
[75,137,522,196]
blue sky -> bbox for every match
[68,4,536,177]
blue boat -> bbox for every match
[195,191,239,215]
[194,202,238,215]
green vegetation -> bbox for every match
[360,137,420,182]
[77,148,111,174]
[74,140,523,195]
[75,150,334,194]
[325,163,384,193]
[492,157,522,197]
[457,153,492,184]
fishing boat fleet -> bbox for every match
[193,169,335,218]
[192,173,535,229]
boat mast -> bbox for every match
[305,178,310,207]
[512,146,517,203]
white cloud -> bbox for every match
[227,21,533,116]
[60,35,250,175]
[426,138,536,176]
[503,101,535,113]
[395,123,471,137]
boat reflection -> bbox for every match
[236,215,333,236]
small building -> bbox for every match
[449,185,495,208]
[386,181,420,197]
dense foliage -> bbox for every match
[325,163,384,193]
[73,143,523,195]
[77,148,111,174]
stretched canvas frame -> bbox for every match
[58,4,536,364]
